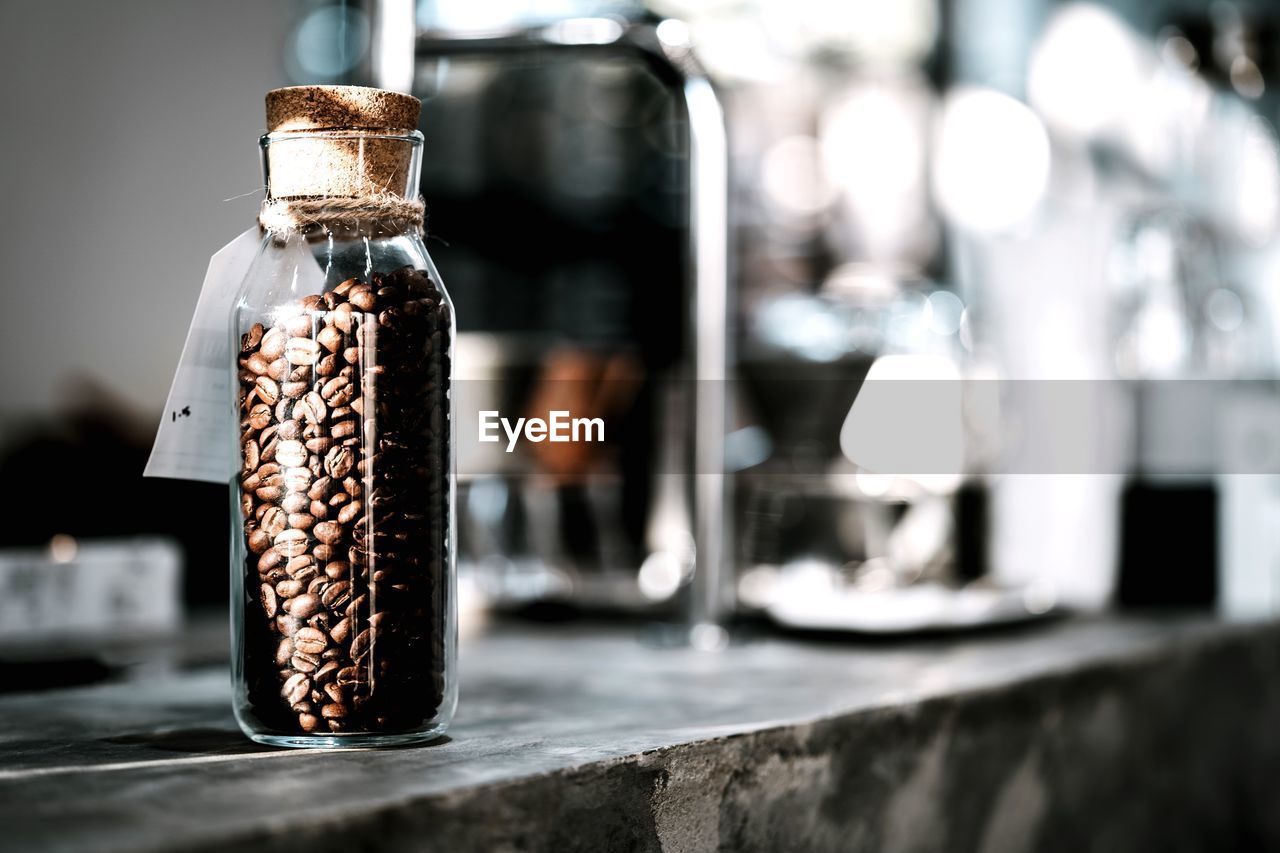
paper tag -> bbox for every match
[144,228,262,483]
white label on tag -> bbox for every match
[144,228,262,483]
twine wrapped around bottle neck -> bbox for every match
[258,194,425,235]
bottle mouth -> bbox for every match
[259,128,424,146]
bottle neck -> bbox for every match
[260,129,423,201]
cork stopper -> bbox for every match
[266,85,421,133]
[263,86,422,200]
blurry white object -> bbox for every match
[0,538,182,644]
[766,570,1056,634]
[1204,104,1280,247]
[760,0,939,65]
[821,77,935,265]
[933,87,1050,234]
[1028,3,1151,140]
[961,190,1130,611]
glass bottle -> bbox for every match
[229,86,456,747]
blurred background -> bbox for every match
[3,0,1280,667]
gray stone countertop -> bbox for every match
[2,615,1277,852]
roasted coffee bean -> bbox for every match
[283,313,312,337]
[285,554,316,575]
[274,529,309,558]
[255,376,280,405]
[335,665,364,686]
[312,543,336,562]
[313,521,343,545]
[343,591,368,617]
[321,580,351,609]
[307,476,331,500]
[294,626,328,655]
[267,357,289,382]
[330,615,352,645]
[242,322,265,351]
[321,375,353,406]
[260,506,286,539]
[324,445,354,478]
[303,391,327,421]
[310,500,330,519]
[337,500,363,525]
[276,613,302,635]
[275,578,303,599]
[275,637,294,667]
[248,528,272,554]
[255,484,283,502]
[324,561,350,580]
[259,584,278,618]
[291,651,321,673]
[316,325,343,353]
[276,438,308,466]
[248,403,272,430]
[248,350,273,376]
[242,439,260,472]
[282,380,308,398]
[281,467,311,494]
[286,337,321,365]
[288,593,321,619]
[283,673,311,705]
[348,285,376,312]
[291,562,320,584]
[281,492,309,514]
[305,436,332,455]
[260,327,286,360]
[288,512,315,530]
[313,660,341,684]
[333,302,355,333]
[257,547,284,573]
[350,628,372,660]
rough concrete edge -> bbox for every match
[153,618,1279,853]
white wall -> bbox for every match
[0,0,290,419]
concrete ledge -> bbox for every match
[1,616,1277,851]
